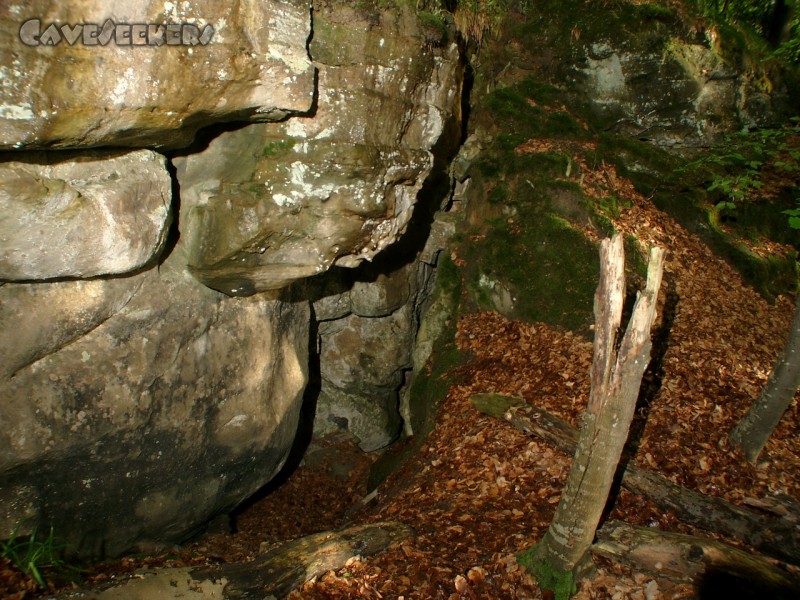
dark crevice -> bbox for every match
[460,60,475,145]
[156,157,181,266]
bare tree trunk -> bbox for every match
[472,394,800,565]
[524,235,664,590]
[729,294,800,463]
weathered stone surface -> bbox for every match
[0,0,467,558]
[175,3,462,294]
[0,150,171,280]
[0,0,314,149]
[576,36,793,146]
[0,247,309,558]
[665,38,783,132]
[0,276,146,379]
[351,263,413,318]
[315,384,403,453]
[310,257,441,447]
[175,130,432,295]
[317,303,414,451]
[308,267,354,321]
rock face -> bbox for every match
[0,249,310,557]
[488,1,795,149]
[310,212,458,451]
[315,265,417,452]
[0,0,314,149]
[576,34,794,146]
[0,0,463,559]
[0,150,172,280]
[175,3,462,294]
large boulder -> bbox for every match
[0,248,309,558]
[175,2,462,294]
[0,0,465,559]
[0,150,172,280]
[0,0,314,149]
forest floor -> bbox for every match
[3,156,799,600]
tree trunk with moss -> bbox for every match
[522,235,664,596]
[729,294,800,464]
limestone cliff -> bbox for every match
[0,0,463,558]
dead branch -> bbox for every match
[593,520,800,596]
[192,521,413,598]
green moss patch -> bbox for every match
[462,75,607,334]
[483,80,589,144]
[462,208,599,334]
[261,139,295,158]
[517,544,576,600]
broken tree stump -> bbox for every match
[593,520,800,598]
[471,393,800,566]
[193,521,412,599]
[517,235,665,595]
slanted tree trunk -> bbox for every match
[522,235,664,595]
[729,294,800,463]
[472,394,800,565]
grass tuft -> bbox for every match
[1,523,71,589]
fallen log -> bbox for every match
[593,520,800,598]
[472,393,579,454]
[621,466,800,566]
[60,522,413,600]
[471,393,800,565]
[194,521,413,598]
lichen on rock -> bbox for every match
[176,1,462,295]
[0,0,315,149]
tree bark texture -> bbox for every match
[192,521,412,599]
[536,235,665,574]
[471,395,800,566]
[593,520,800,598]
[729,294,800,463]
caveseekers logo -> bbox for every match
[19,18,215,47]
